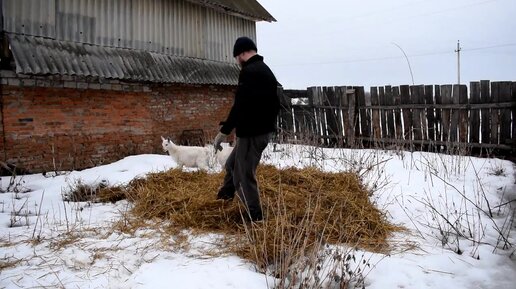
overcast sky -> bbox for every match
[255,0,516,89]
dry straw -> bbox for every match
[100,165,399,266]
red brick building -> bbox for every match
[0,0,276,173]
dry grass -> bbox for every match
[63,179,126,203]
[0,257,24,271]
[99,164,400,268]
[96,186,127,203]
[48,232,81,250]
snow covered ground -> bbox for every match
[1,144,515,288]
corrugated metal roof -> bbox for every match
[186,0,276,22]
[7,33,240,85]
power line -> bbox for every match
[462,43,516,52]
[274,52,447,67]
[273,42,516,67]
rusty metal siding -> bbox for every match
[2,0,258,63]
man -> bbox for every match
[213,36,280,222]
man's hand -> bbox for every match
[213,132,227,152]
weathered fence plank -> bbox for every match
[320,87,329,145]
[480,80,491,144]
[418,85,427,141]
[323,87,340,145]
[400,85,412,141]
[441,85,453,143]
[341,86,351,144]
[434,85,442,141]
[450,85,460,143]
[424,85,435,141]
[469,82,481,144]
[385,86,395,139]
[498,81,512,145]
[312,87,325,144]
[364,87,372,140]
[371,87,381,140]
[300,87,318,142]
[458,85,468,143]
[320,87,330,145]
[393,86,403,139]
[356,86,369,140]
[379,87,387,140]
[347,88,357,145]
[335,86,346,144]
[411,85,424,141]
[490,82,500,144]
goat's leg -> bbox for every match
[196,157,207,171]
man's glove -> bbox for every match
[213,132,227,152]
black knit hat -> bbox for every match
[233,37,257,57]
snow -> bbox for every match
[1,144,515,289]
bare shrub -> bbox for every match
[410,154,514,258]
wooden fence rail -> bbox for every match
[278,81,516,155]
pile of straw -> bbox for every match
[102,165,398,265]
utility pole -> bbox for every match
[455,40,461,85]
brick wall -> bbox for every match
[0,70,235,173]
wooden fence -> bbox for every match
[277,81,516,155]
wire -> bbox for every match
[273,42,516,67]
[462,43,516,52]
[392,42,415,85]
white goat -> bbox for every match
[161,136,209,170]
[215,146,233,167]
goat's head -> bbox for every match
[161,136,174,152]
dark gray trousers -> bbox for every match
[219,133,271,215]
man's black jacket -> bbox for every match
[220,54,280,137]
